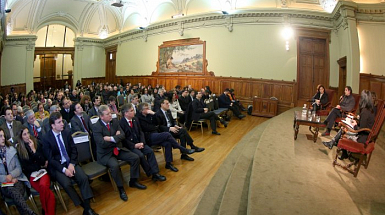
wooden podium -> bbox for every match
[252,97,278,117]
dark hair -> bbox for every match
[160,99,169,105]
[345,86,353,94]
[92,96,100,103]
[4,107,12,114]
[0,128,11,147]
[109,96,116,103]
[121,104,133,115]
[49,112,62,127]
[16,126,38,160]
[317,85,325,92]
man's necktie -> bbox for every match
[57,134,70,166]
[33,125,38,138]
[129,120,133,128]
[80,116,89,133]
[9,124,13,138]
[107,123,119,156]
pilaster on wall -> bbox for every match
[2,35,37,92]
[333,2,360,93]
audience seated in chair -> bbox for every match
[322,86,355,136]
[119,104,166,182]
[156,99,204,161]
[0,128,37,215]
[136,102,195,172]
[88,96,101,118]
[92,105,145,202]
[218,88,245,120]
[16,126,55,215]
[0,107,23,145]
[192,91,228,135]
[42,112,98,215]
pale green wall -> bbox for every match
[329,31,341,88]
[1,46,28,85]
[117,25,297,81]
[74,45,105,85]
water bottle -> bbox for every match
[302,104,307,115]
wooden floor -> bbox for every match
[4,114,268,215]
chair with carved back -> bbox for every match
[333,100,385,177]
[316,88,335,116]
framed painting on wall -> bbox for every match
[153,38,213,76]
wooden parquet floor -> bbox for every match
[4,115,268,215]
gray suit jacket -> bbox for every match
[92,118,126,165]
[70,113,91,134]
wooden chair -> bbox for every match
[316,88,335,116]
[333,100,385,177]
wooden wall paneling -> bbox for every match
[1,83,26,96]
[370,81,382,99]
[263,84,273,98]
[381,83,385,100]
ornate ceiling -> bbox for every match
[3,0,383,39]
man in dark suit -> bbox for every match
[88,96,101,118]
[136,102,195,172]
[119,104,166,182]
[157,99,204,161]
[154,89,167,112]
[92,105,145,201]
[42,112,98,215]
[11,104,23,123]
[178,89,191,112]
[23,109,43,140]
[218,88,245,119]
[60,98,74,123]
[1,107,23,144]
[71,103,91,134]
[192,91,227,135]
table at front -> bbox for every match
[293,111,326,143]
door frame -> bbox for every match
[295,27,331,106]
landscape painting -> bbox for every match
[159,44,204,73]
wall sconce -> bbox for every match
[282,26,293,51]
[99,26,108,39]
[285,41,290,51]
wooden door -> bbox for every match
[40,55,56,89]
[298,37,328,102]
[105,46,117,84]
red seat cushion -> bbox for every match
[337,139,375,154]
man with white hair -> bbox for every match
[23,109,43,140]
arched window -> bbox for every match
[34,25,75,91]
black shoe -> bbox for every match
[181,148,195,154]
[220,119,228,128]
[118,188,128,201]
[192,146,205,152]
[338,150,349,160]
[238,115,246,119]
[165,164,179,172]
[129,181,147,190]
[152,173,166,181]
[181,154,194,161]
[322,140,334,150]
[212,131,221,135]
[83,208,99,215]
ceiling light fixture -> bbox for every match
[139,26,146,30]
[171,14,184,19]
[222,11,229,15]
[111,0,124,7]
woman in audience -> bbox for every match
[127,89,136,103]
[108,96,119,115]
[169,92,185,124]
[80,95,92,114]
[323,90,375,160]
[141,88,154,108]
[35,103,49,121]
[0,128,37,215]
[16,126,55,215]
[310,84,329,111]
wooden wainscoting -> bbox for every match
[82,75,296,114]
[1,83,26,96]
[360,73,385,100]
[82,77,109,86]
